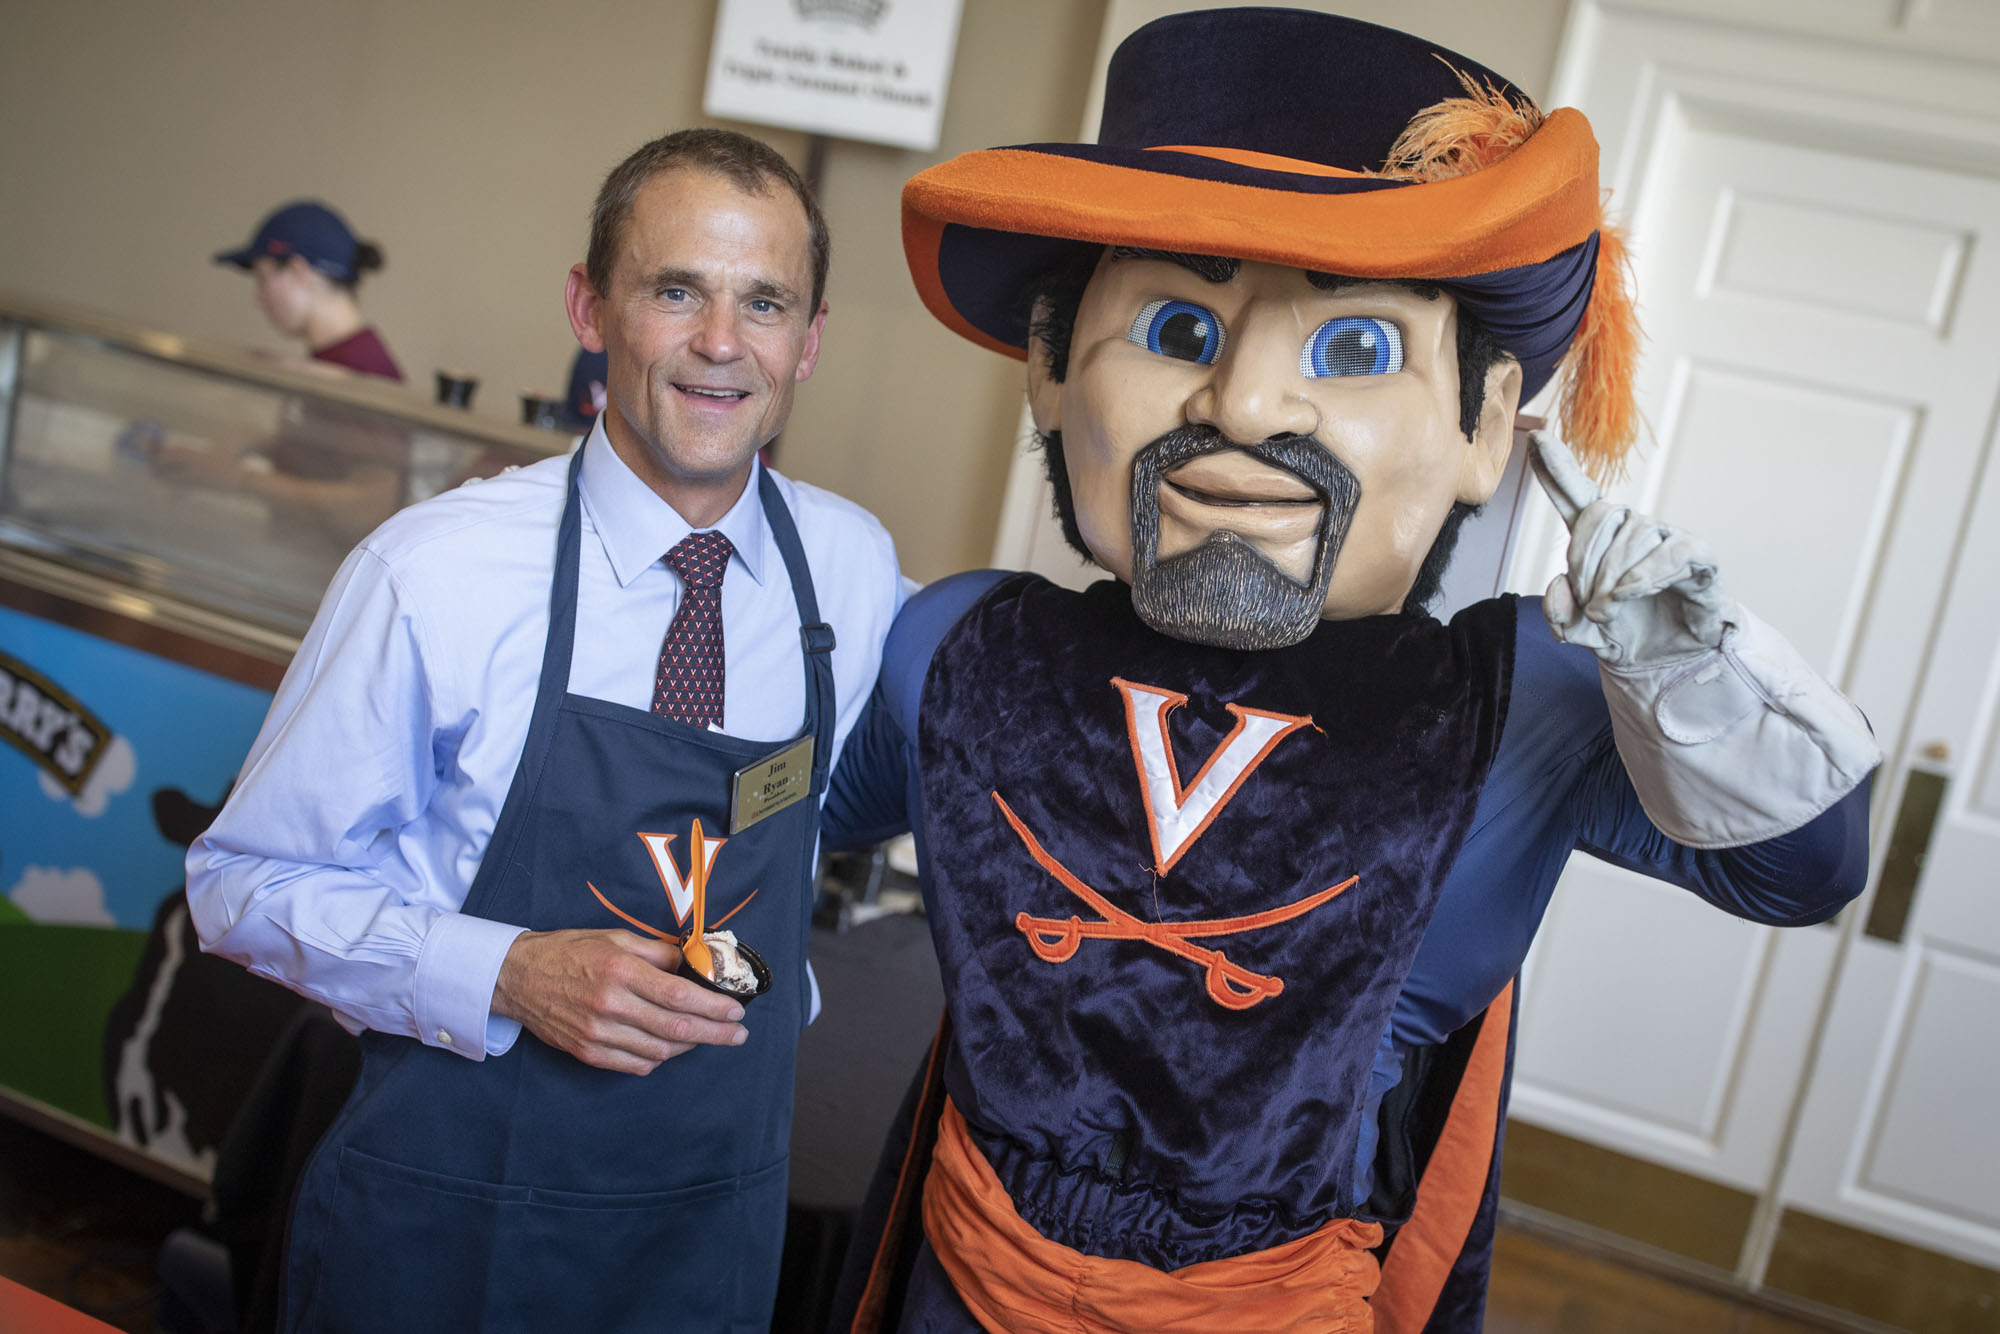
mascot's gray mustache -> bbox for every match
[1138,424,1355,511]
[1127,425,1361,650]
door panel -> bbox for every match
[1520,868,1769,1144]
[1647,366,1909,674]
[1706,190,1968,329]
[1860,952,2000,1228]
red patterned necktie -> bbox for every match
[652,530,734,726]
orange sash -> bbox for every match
[923,1099,1383,1334]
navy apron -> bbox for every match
[283,451,836,1333]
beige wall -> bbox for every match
[0,0,1570,581]
[0,0,1107,582]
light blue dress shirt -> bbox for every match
[187,420,904,1059]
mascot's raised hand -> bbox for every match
[1531,430,1729,666]
[1530,430,1879,848]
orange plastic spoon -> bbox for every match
[680,820,719,979]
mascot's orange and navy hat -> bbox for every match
[903,7,1639,472]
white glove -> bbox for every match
[1530,431,1880,849]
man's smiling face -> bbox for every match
[569,165,825,524]
[1028,252,1518,642]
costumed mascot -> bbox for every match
[823,9,1880,1332]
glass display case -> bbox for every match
[0,294,565,643]
[0,295,570,1190]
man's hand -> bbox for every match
[492,928,747,1075]
[1530,430,1732,667]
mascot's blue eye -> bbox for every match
[1301,317,1403,378]
[1128,299,1225,365]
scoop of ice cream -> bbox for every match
[700,929,759,996]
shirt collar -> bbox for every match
[576,418,770,589]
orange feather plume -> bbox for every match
[1376,64,1642,481]
[1555,214,1640,480]
[1377,65,1545,182]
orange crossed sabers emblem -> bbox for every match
[993,791,1357,1011]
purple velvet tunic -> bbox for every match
[915,574,1514,1268]
[822,571,1871,1332]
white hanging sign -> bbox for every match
[704,0,965,152]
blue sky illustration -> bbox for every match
[1,605,273,930]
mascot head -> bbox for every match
[902,7,1639,647]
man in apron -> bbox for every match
[187,128,904,1332]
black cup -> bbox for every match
[521,392,565,431]
[435,370,478,408]
[677,934,772,1002]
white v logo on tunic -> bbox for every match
[637,823,727,928]
[1112,677,1312,874]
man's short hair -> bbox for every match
[1024,250,1508,612]
[585,128,831,311]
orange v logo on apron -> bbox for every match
[998,677,1354,1010]
[587,820,759,938]
[636,823,726,928]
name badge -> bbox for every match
[730,736,815,834]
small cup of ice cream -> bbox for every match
[678,929,771,1002]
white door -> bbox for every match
[1506,1,2000,1273]
[1773,399,2000,1272]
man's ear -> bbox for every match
[794,300,829,383]
[1024,297,1062,435]
[1457,355,1524,505]
[565,265,607,355]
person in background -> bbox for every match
[562,345,609,431]
[215,200,403,381]
[156,201,409,545]
[186,128,903,1332]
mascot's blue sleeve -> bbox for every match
[822,571,1013,851]
[1351,598,1871,1196]
[1368,610,1872,1321]
[1389,596,1871,1053]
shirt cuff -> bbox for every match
[414,912,527,1060]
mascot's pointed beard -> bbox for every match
[1128,425,1360,650]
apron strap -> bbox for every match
[539,446,587,705]
[757,467,838,797]
[476,446,588,888]
[508,449,836,817]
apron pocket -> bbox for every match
[306,1147,787,1333]
[305,1146,529,1333]
[508,1155,790,1334]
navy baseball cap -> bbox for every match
[214,201,361,283]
